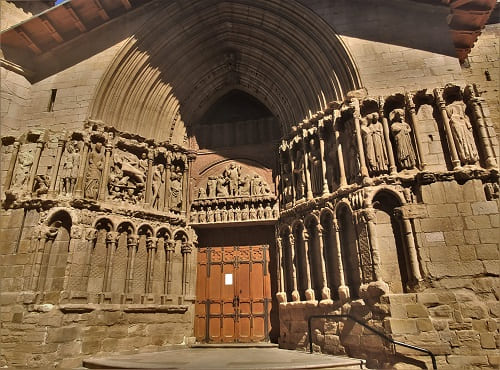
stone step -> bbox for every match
[82,347,366,369]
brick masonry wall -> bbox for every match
[279,178,500,369]
[462,24,500,136]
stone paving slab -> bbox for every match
[83,347,365,369]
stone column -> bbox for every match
[74,139,89,198]
[332,219,349,301]
[29,226,44,290]
[181,161,189,216]
[49,138,65,196]
[466,87,498,169]
[302,230,315,301]
[144,150,154,206]
[395,209,422,283]
[351,99,369,178]
[181,242,193,296]
[362,208,382,282]
[406,93,427,170]
[317,225,331,300]
[103,231,119,292]
[28,140,44,194]
[289,148,297,205]
[379,97,397,174]
[145,236,157,294]
[288,234,300,301]
[302,132,313,200]
[333,112,348,187]
[434,88,461,169]
[36,226,59,292]
[275,237,287,303]
[125,234,138,293]
[318,123,330,195]
[98,143,113,201]
[165,239,174,294]
[4,141,20,191]
[83,228,97,291]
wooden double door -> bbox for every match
[195,245,271,343]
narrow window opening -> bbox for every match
[47,89,57,112]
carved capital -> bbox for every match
[127,234,138,247]
[106,231,119,245]
[44,225,59,241]
[362,208,376,223]
[70,225,83,239]
[181,242,193,254]
[332,218,340,232]
[85,228,98,242]
[146,236,157,250]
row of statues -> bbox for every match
[190,201,279,223]
[5,128,190,215]
[196,163,272,199]
[280,88,485,205]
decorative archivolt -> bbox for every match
[89,0,361,142]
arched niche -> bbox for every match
[292,222,307,301]
[336,204,360,299]
[88,218,113,293]
[372,190,408,293]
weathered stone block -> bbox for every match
[471,201,498,215]
[386,318,418,334]
[416,318,434,332]
[475,244,499,260]
[483,260,500,275]
[464,215,491,230]
[431,318,448,331]
[46,326,81,343]
[480,333,496,349]
[429,305,452,318]
[478,229,499,244]
[406,304,428,318]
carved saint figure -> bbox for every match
[190,209,198,223]
[389,109,416,170]
[339,119,359,184]
[281,162,293,204]
[265,203,273,219]
[34,175,50,196]
[293,148,305,200]
[12,147,34,190]
[221,206,228,222]
[198,207,206,223]
[250,174,261,196]
[364,113,388,174]
[249,204,257,220]
[216,175,228,197]
[85,142,104,200]
[207,207,215,223]
[198,186,207,199]
[170,166,183,210]
[207,176,217,198]
[446,100,479,165]
[257,203,265,219]
[60,141,81,195]
[241,204,249,221]
[239,174,251,196]
[224,163,241,196]
[308,138,323,195]
[151,164,165,210]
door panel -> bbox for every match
[195,245,271,343]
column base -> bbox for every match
[305,288,315,301]
[291,290,300,302]
[276,292,287,303]
[321,286,331,300]
[338,285,350,302]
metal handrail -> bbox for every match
[307,314,437,370]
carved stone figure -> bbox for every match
[110,149,146,203]
[234,205,241,221]
[207,176,217,198]
[33,175,50,196]
[198,207,206,223]
[198,186,207,199]
[224,163,241,196]
[364,113,388,174]
[221,206,228,222]
[250,174,261,196]
[60,141,80,195]
[293,148,305,200]
[190,209,198,223]
[151,164,165,210]
[207,207,215,222]
[257,203,265,219]
[390,109,416,170]
[265,204,273,219]
[281,162,293,204]
[170,166,183,210]
[216,175,228,197]
[12,147,34,190]
[239,174,251,196]
[85,142,104,200]
[228,205,235,221]
[340,119,359,183]
[241,204,249,221]
[249,204,257,220]
[309,137,322,195]
[446,100,479,165]
[215,207,222,222]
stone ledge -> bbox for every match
[58,303,189,314]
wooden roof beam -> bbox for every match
[93,0,110,21]
[120,0,132,10]
[15,29,43,55]
[64,4,87,32]
[40,17,64,43]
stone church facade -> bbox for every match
[0,0,499,368]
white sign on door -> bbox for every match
[225,273,233,285]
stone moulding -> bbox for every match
[58,303,189,314]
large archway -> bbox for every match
[88,0,361,143]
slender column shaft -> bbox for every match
[164,158,172,211]
[181,243,192,296]
[4,142,20,191]
[83,228,97,291]
[317,226,330,300]
[28,141,44,193]
[276,237,285,293]
[302,230,314,300]
[29,227,44,290]
[98,145,112,201]
[318,125,330,195]
[37,227,59,292]
[334,117,348,187]
[144,151,154,205]
[74,140,89,197]
[49,139,65,195]
[303,132,313,200]
[103,231,118,292]
[182,167,189,215]
[332,219,346,288]
[400,217,422,282]
[125,234,138,293]
[290,151,297,205]
[434,89,461,169]
[145,237,157,294]
[468,94,497,168]
[352,99,369,177]
[165,240,174,294]
[406,93,427,170]
[363,209,382,281]
[288,234,299,301]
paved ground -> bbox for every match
[83,345,365,369]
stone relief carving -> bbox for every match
[12,145,34,190]
[60,140,81,195]
[445,99,479,165]
[108,149,146,204]
[389,109,416,170]
[151,163,165,210]
[362,112,388,175]
[292,145,306,200]
[85,141,105,200]
[308,136,323,195]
